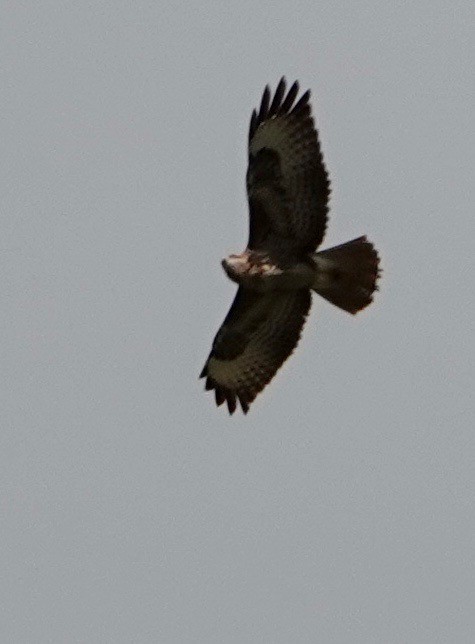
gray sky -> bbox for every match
[2,1,474,642]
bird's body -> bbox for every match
[201,78,381,414]
[222,251,315,292]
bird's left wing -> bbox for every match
[247,78,331,254]
[200,288,311,414]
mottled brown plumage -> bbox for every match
[201,78,381,414]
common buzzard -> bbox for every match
[201,78,380,414]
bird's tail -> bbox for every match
[311,236,381,314]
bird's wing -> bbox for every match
[200,288,311,414]
[247,78,330,254]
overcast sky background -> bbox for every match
[2,2,474,642]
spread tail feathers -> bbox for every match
[312,236,381,314]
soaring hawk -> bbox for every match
[201,78,380,414]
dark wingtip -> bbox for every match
[279,80,299,114]
[258,85,271,121]
[249,109,258,142]
[238,394,250,414]
[215,388,226,407]
[202,373,242,415]
[226,395,237,415]
[268,77,286,117]
[291,89,311,114]
[251,78,309,141]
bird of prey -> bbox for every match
[200,78,381,414]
